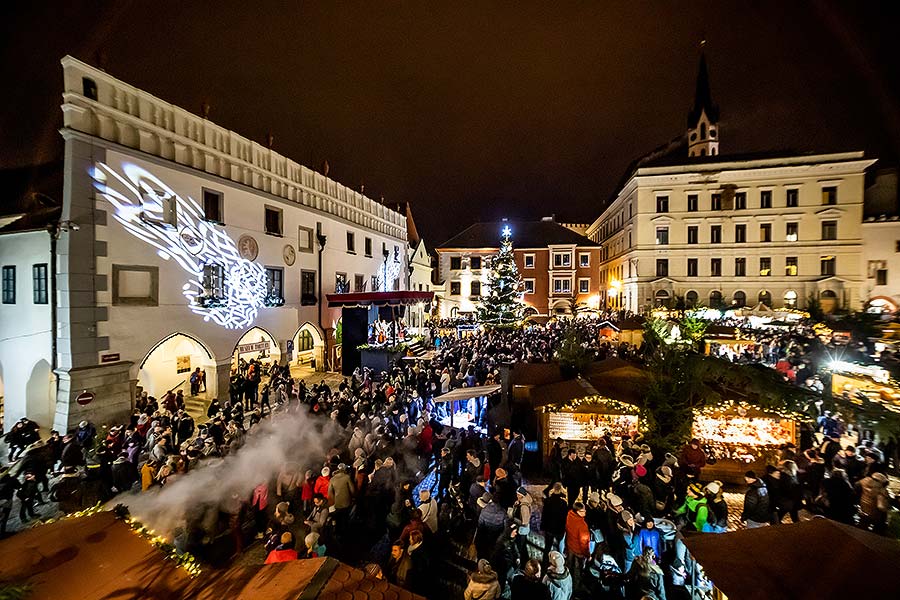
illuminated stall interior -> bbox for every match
[232,326,281,371]
[433,384,501,433]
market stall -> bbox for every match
[692,401,799,483]
[433,384,501,433]
[828,360,900,408]
[534,384,640,457]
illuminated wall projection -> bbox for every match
[91,163,267,329]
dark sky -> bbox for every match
[2,1,899,243]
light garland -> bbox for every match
[541,394,640,415]
[693,401,798,463]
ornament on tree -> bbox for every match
[476,225,524,327]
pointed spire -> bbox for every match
[687,50,719,128]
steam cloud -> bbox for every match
[121,410,342,537]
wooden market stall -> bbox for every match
[692,401,799,483]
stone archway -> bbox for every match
[233,326,282,371]
[25,359,54,430]
[292,322,325,370]
[139,333,217,400]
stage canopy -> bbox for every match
[326,290,433,308]
[434,384,502,403]
[683,518,900,600]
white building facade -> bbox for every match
[587,153,876,314]
[0,56,407,432]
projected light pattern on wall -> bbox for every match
[91,162,268,329]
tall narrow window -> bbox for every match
[264,206,283,236]
[202,189,223,223]
[265,267,284,300]
[760,223,772,242]
[2,266,15,304]
[656,227,669,245]
[364,237,373,257]
[656,260,668,277]
[786,257,799,276]
[687,258,698,277]
[656,196,669,213]
[786,222,799,242]
[735,224,746,243]
[735,257,746,276]
[470,281,481,296]
[301,271,316,305]
[734,192,747,210]
[821,256,836,276]
[759,257,771,276]
[711,194,722,211]
[346,231,356,253]
[710,225,722,244]
[687,226,699,245]
[710,258,722,277]
[202,264,225,298]
[822,186,838,205]
[32,264,48,304]
[687,194,698,212]
[786,188,799,207]
[760,190,772,209]
[821,220,837,240]
[470,257,482,270]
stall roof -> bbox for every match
[0,511,424,600]
[509,362,562,386]
[434,384,502,403]
[531,378,598,409]
[326,290,434,308]
[587,358,650,407]
[683,518,900,600]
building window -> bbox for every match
[579,278,590,294]
[553,253,572,268]
[711,193,722,211]
[264,206,283,236]
[202,189,224,223]
[710,225,722,244]
[553,278,572,294]
[709,290,723,307]
[685,290,699,307]
[822,186,838,205]
[297,330,314,352]
[821,256,836,276]
[301,271,316,305]
[656,259,669,277]
[524,279,535,294]
[656,196,669,213]
[759,257,771,276]
[869,260,887,278]
[335,272,349,293]
[346,231,356,253]
[450,281,461,295]
[760,190,772,209]
[687,226,698,245]
[1,266,14,304]
[202,264,225,298]
[450,257,462,270]
[579,253,590,268]
[687,258,698,277]
[364,237,373,257]
[786,222,799,242]
[298,226,314,253]
[735,257,746,277]
[32,264,48,304]
[784,290,798,308]
[760,223,772,242]
[735,224,746,243]
[785,256,799,276]
[470,256,482,270]
[523,254,535,269]
[734,192,746,210]
[265,267,284,300]
[687,194,698,212]
[877,269,888,286]
[470,281,481,297]
[821,220,837,240]
[733,290,747,307]
[710,258,722,277]
[786,188,799,207]
[140,185,177,227]
[354,273,365,292]
[759,290,772,306]
[656,227,669,245]
[82,77,98,100]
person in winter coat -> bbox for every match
[541,483,569,561]
[637,517,663,561]
[651,466,676,517]
[741,471,771,528]
[626,547,667,600]
[679,438,707,479]
[629,465,655,519]
[777,460,803,523]
[675,483,709,532]
[822,468,856,523]
[264,531,299,564]
[510,559,551,600]
[251,481,269,536]
[511,486,533,563]
[405,530,430,596]
[560,450,582,505]
[475,493,508,559]
[704,481,728,532]
[111,453,138,493]
[542,551,573,600]
[493,468,517,510]
[464,559,501,600]
[327,464,355,511]
[304,494,329,534]
[314,466,331,500]
[417,488,439,534]
[856,471,891,533]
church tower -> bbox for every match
[687,50,720,157]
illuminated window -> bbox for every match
[786,222,799,241]
[553,253,571,268]
[784,290,798,308]
[32,264,48,304]
[265,267,284,299]
[553,278,572,294]
[579,253,590,267]
[579,278,590,293]
[759,257,771,276]
[335,272,349,293]
[202,264,224,299]
[785,257,798,276]
[297,330,314,352]
[822,186,838,205]
[760,223,772,242]
[524,254,535,269]
[2,266,15,304]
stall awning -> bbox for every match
[434,384,502,403]
[683,519,900,600]
[326,290,434,308]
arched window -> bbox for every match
[820,290,837,298]
[784,290,798,308]
[655,289,671,308]
[758,290,772,307]
[700,122,707,139]
[297,330,314,352]
[685,290,699,308]
[709,290,723,308]
[733,291,746,307]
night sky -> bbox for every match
[2,1,898,243]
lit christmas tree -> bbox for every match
[477,225,524,327]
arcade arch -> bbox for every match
[139,333,216,400]
[233,326,281,371]
[292,322,325,368]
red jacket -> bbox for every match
[565,510,591,558]
[314,475,330,499]
[265,548,298,564]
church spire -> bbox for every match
[687,46,720,157]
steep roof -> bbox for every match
[687,52,719,128]
[439,220,599,249]
[405,202,421,245]
[0,162,63,233]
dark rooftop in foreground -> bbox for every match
[438,219,599,249]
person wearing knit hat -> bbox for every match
[705,480,729,533]
[675,482,710,532]
[634,464,647,478]
[464,559,500,600]
[543,550,573,600]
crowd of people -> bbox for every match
[1,315,898,600]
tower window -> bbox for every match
[709,128,716,139]
[700,122,707,140]
[82,77,98,100]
